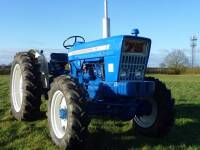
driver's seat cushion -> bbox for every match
[50,53,68,62]
[49,53,68,76]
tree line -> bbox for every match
[0,65,11,75]
[159,49,200,74]
[0,50,198,75]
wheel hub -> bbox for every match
[51,90,68,139]
[134,98,158,128]
[59,108,67,120]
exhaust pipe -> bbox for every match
[102,0,110,38]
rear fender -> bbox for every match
[29,50,49,89]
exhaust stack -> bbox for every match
[103,0,110,38]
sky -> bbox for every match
[0,0,199,66]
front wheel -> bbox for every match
[48,76,89,150]
[132,77,175,137]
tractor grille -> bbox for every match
[119,54,147,81]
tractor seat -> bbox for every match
[50,53,68,63]
[49,53,68,76]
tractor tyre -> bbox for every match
[133,77,174,137]
[48,76,89,150]
[10,52,42,121]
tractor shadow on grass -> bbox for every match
[84,103,200,150]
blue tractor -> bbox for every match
[10,32,174,149]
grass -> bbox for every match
[1,74,200,150]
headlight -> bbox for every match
[120,69,129,78]
[135,71,142,79]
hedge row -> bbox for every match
[146,68,178,74]
[0,68,10,75]
[147,67,200,75]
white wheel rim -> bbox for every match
[134,99,158,128]
[51,90,68,139]
[11,64,23,112]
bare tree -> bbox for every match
[164,49,189,74]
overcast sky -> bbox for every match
[0,0,199,66]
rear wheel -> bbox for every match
[10,52,42,120]
[133,77,174,137]
[48,76,89,150]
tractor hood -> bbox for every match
[68,35,151,82]
[68,35,151,61]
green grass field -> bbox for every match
[1,75,200,150]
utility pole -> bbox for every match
[191,35,198,68]
[103,0,110,38]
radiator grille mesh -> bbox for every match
[119,54,147,81]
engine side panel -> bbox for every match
[68,36,124,82]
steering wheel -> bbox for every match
[63,36,85,49]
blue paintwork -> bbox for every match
[69,36,124,82]
[59,108,68,119]
[69,35,151,82]
[49,34,154,121]
[87,81,155,99]
[131,28,140,36]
